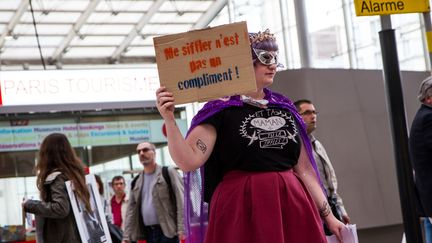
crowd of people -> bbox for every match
[21,28,353,243]
[22,136,184,243]
[25,27,432,243]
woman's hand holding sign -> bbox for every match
[156,86,175,121]
[156,85,213,172]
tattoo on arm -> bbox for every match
[196,139,207,154]
[319,201,331,218]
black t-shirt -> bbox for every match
[203,103,301,173]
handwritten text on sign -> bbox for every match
[153,22,256,104]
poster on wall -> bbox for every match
[66,174,112,243]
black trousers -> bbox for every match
[145,225,179,243]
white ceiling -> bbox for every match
[0,0,228,68]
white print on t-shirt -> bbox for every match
[239,109,298,148]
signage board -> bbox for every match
[153,21,256,104]
[0,119,188,152]
[0,68,159,110]
[354,0,430,16]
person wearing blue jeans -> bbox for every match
[424,218,432,243]
[146,225,179,243]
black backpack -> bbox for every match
[131,166,176,206]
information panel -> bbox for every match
[0,68,159,107]
[0,119,187,152]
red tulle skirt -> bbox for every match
[205,170,326,243]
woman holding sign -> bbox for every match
[22,133,91,243]
[156,29,344,243]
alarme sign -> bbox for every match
[0,68,160,107]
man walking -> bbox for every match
[294,99,350,228]
[122,142,184,243]
[110,175,128,230]
[409,77,432,243]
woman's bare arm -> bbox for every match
[156,86,216,171]
[294,141,345,242]
[165,119,216,171]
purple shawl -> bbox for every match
[183,88,324,243]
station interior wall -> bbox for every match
[271,68,429,242]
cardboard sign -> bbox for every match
[153,21,256,104]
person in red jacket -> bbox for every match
[110,175,128,230]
